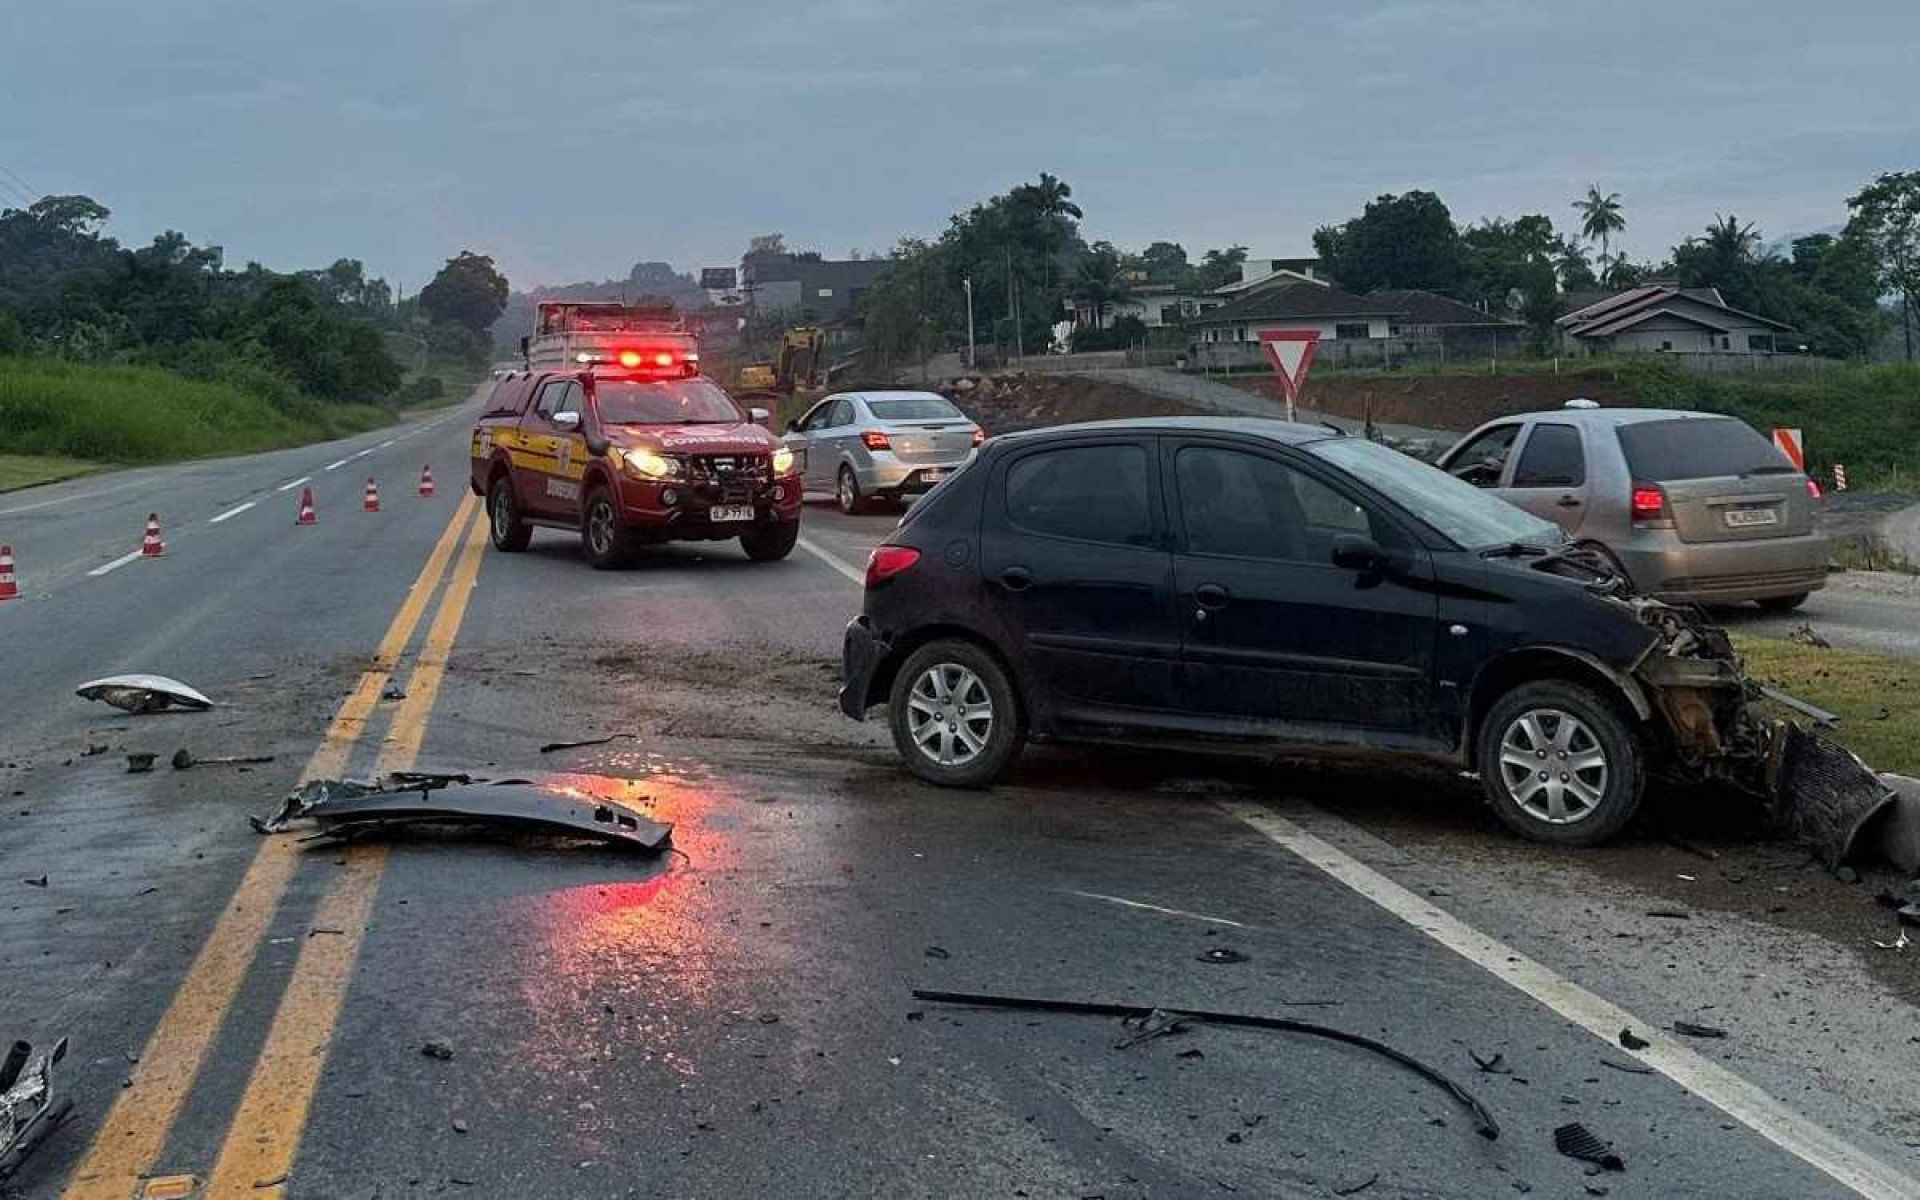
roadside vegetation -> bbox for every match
[1733,634,1920,776]
[0,451,102,491]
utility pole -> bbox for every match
[963,276,976,369]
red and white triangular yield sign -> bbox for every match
[1257,330,1320,418]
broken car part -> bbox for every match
[538,734,632,753]
[1764,725,1896,869]
[1554,1121,1625,1172]
[254,774,671,853]
[912,988,1498,1141]
[1670,1021,1728,1039]
[125,752,156,774]
[1757,685,1839,729]
[75,674,212,715]
[170,749,275,770]
[0,1036,71,1183]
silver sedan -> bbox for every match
[782,390,982,514]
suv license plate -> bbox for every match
[709,505,754,523]
[1724,508,1778,528]
[920,468,945,482]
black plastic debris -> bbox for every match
[923,946,951,960]
[1618,1029,1650,1051]
[421,1040,455,1061]
[0,1036,70,1183]
[1469,1051,1512,1075]
[1598,1059,1654,1075]
[253,774,670,853]
[538,734,632,753]
[1332,1174,1380,1196]
[171,749,274,770]
[1196,948,1249,965]
[1670,1021,1727,1040]
[913,988,1499,1141]
[1554,1122,1624,1172]
[125,753,156,774]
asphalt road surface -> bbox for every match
[4,398,1920,1199]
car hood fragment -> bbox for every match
[75,674,213,714]
[252,772,671,853]
[1,1035,70,1184]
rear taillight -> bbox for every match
[865,545,920,586]
[1806,477,1823,501]
[1630,482,1669,527]
[971,427,986,447]
[861,430,891,451]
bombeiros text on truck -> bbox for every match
[470,301,803,568]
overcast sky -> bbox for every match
[4,0,1913,291]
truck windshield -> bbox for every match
[1308,437,1562,551]
[593,379,742,425]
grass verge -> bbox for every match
[0,453,106,492]
[1732,633,1920,776]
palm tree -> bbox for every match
[1574,185,1627,262]
[1071,245,1131,329]
[1702,214,1761,261]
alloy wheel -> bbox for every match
[587,498,616,556]
[906,662,993,766]
[1496,707,1608,824]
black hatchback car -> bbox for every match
[840,417,1701,846]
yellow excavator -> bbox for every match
[737,327,826,404]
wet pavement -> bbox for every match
[4,403,1920,1197]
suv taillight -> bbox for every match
[861,430,891,451]
[1806,477,1823,501]
[865,545,920,586]
[1630,481,1670,527]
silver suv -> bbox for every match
[1438,408,1828,609]
[783,390,982,513]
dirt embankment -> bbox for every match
[1230,371,1632,433]
[932,373,1214,433]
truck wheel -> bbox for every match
[837,466,867,516]
[739,520,799,562]
[581,486,635,570]
[1477,680,1644,846]
[888,640,1024,788]
[488,474,531,552]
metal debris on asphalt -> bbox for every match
[23,876,46,888]
[1618,1029,1650,1051]
[911,988,1500,1141]
[923,946,950,959]
[1115,1008,1197,1049]
[422,1040,455,1060]
[126,752,157,773]
[75,674,213,715]
[171,749,275,770]
[381,684,407,701]
[538,734,633,753]
[1553,1122,1625,1172]
[1469,1051,1512,1075]
[1671,1021,1728,1039]
[1196,947,1248,964]
[253,774,671,853]
[0,1036,71,1183]
[1332,1174,1379,1196]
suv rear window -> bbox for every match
[1615,418,1796,481]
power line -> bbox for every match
[0,162,36,207]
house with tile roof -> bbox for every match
[1556,285,1799,356]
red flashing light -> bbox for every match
[654,351,675,367]
[1806,477,1823,501]
[1630,482,1668,525]
[617,350,644,368]
[865,545,920,586]
[861,430,891,451]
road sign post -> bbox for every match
[1257,330,1321,423]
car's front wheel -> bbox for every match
[888,640,1023,788]
[488,474,531,552]
[581,486,636,570]
[1477,680,1644,846]
[739,520,799,562]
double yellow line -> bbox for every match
[65,495,490,1199]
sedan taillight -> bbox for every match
[865,545,920,586]
[861,430,892,451]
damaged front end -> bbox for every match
[0,1036,70,1183]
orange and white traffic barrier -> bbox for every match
[1834,464,1848,492]
[141,513,166,558]
[363,478,380,513]
[0,545,18,601]
[296,486,317,525]
[1772,427,1805,472]
[418,465,435,498]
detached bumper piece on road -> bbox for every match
[0,1035,71,1184]
[252,772,672,853]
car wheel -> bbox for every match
[1477,680,1643,846]
[739,520,799,562]
[1757,592,1810,613]
[581,486,635,570]
[488,474,531,552]
[888,640,1024,788]
[837,466,866,515]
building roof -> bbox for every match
[1368,289,1522,329]
[1558,284,1794,338]
[1189,280,1401,325]
[1576,305,1732,339]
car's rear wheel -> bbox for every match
[1757,591,1810,613]
[837,466,866,516]
[488,475,531,552]
[739,520,799,562]
[1477,680,1643,846]
[889,640,1023,788]
[581,486,635,570]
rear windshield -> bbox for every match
[592,378,742,425]
[1615,418,1797,481]
[867,396,962,421]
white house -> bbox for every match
[1557,285,1800,355]
[1186,280,1400,345]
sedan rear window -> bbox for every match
[1615,418,1797,481]
[868,396,962,420]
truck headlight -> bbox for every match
[771,446,795,476]
[620,448,681,480]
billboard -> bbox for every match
[700,267,737,291]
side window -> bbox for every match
[798,400,832,432]
[826,398,854,428]
[533,380,570,419]
[1511,423,1586,488]
[1004,444,1154,548]
[556,381,585,418]
[1178,448,1304,562]
[1447,424,1521,487]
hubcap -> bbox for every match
[491,487,512,536]
[587,501,615,555]
[839,472,855,511]
[906,663,992,767]
[1496,707,1608,824]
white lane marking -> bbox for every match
[208,501,256,524]
[1224,801,1919,1200]
[797,536,866,586]
[377,438,397,449]
[87,549,145,577]
[0,477,148,517]
[275,476,311,493]
[324,458,352,472]
[1063,889,1246,928]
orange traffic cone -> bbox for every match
[141,514,166,558]
[0,545,18,601]
[363,478,380,513]
[296,487,317,525]
[418,465,435,498]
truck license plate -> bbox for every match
[1724,508,1778,528]
[709,505,754,523]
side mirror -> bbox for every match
[519,336,530,359]
[1331,534,1387,574]
[784,420,801,435]
[749,406,771,427]
[552,411,581,431]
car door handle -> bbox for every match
[1194,583,1231,609]
[1556,496,1583,508]
[997,567,1033,592]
